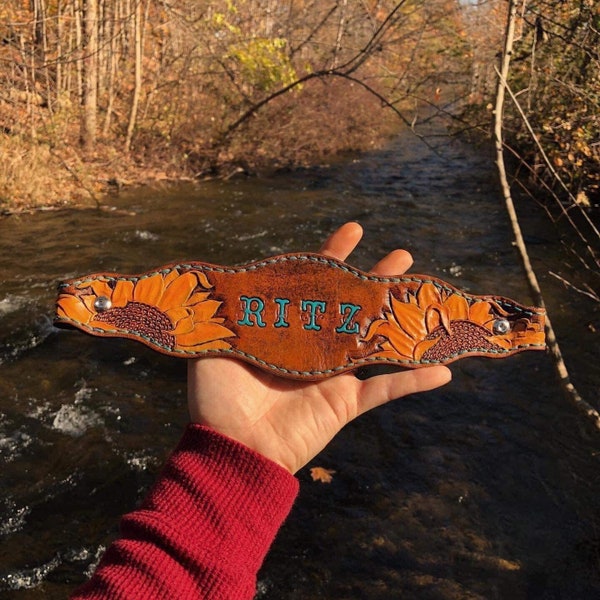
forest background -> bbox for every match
[0,0,598,227]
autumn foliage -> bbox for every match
[1,0,597,217]
[0,0,471,210]
[504,0,600,205]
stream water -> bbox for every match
[1,124,599,599]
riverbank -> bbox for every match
[0,107,399,216]
[0,135,188,216]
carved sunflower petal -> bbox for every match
[167,308,195,334]
[162,269,180,286]
[488,335,512,349]
[443,293,470,321]
[469,301,493,327]
[191,300,223,322]
[377,321,416,359]
[172,318,195,336]
[487,300,511,317]
[388,295,404,324]
[111,280,135,307]
[425,305,442,333]
[81,280,113,299]
[133,273,165,306]
[195,271,214,290]
[57,294,93,323]
[183,292,211,307]
[417,282,443,309]
[82,293,99,314]
[527,332,546,345]
[378,341,397,353]
[159,272,199,310]
[368,349,413,361]
[413,338,439,360]
[363,317,390,341]
[494,331,545,348]
[390,295,426,339]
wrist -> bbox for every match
[192,422,299,474]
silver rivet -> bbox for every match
[94,296,112,312]
[493,318,510,335]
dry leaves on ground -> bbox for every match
[310,467,336,483]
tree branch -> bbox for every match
[494,0,600,430]
[220,0,411,139]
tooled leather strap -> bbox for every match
[55,253,546,380]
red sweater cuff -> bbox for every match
[72,424,299,600]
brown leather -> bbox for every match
[55,253,546,379]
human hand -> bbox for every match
[187,222,452,473]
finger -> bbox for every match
[370,249,413,277]
[357,365,452,415]
[319,222,363,261]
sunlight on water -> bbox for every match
[51,404,103,437]
[0,426,33,462]
[3,556,62,590]
[0,499,30,536]
[0,295,28,317]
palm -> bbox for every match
[187,223,451,473]
[189,358,366,471]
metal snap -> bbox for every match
[492,318,510,335]
[94,296,112,312]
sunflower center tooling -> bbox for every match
[94,301,176,349]
[420,320,504,362]
[55,253,547,380]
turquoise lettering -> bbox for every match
[236,296,362,333]
[301,300,326,331]
[238,296,266,327]
[335,303,362,334]
[274,298,290,328]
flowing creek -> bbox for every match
[1,125,599,599]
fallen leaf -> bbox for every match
[310,466,336,483]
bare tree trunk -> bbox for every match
[125,0,146,152]
[332,0,348,69]
[81,0,98,150]
[64,0,77,99]
[75,0,84,101]
[30,0,53,110]
[493,0,600,430]
[266,0,276,36]
[102,2,118,136]
[31,0,46,51]
[56,0,63,103]
[18,32,36,139]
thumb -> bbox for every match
[357,366,452,415]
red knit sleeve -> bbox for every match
[71,424,299,600]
